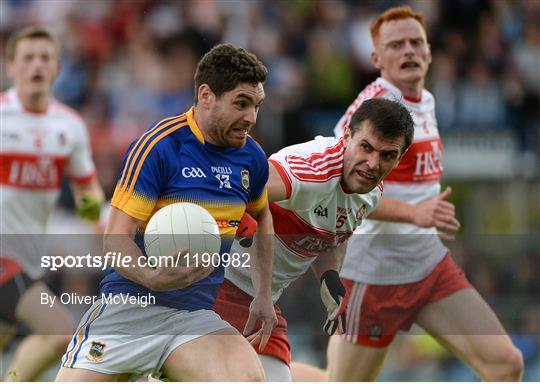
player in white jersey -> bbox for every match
[0,27,103,381]
[214,98,415,381]
[291,6,523,382]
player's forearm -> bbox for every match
[250,206,275,297]
[102,234,153,288]
[367,197,415,223]
[311,241,347,280]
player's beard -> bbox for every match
[205,109,228,147]
[207,114,248,148]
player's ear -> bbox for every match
[342,125,351,147]
[197,84,215,108]
[371,51,382,70]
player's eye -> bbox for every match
[382,152,397,161]
[361,143,371,151]
[390,41,402,49]
[235,101,247,109]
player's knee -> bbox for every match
[495,346,523,381]
[242,366,266,382]
[481,345,523,381]
[215,363,264,382]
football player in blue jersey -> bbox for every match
[56,44,276,381]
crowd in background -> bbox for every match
[1,0,538,380]
[1,0,539,196]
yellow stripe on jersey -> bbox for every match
[116,115,186,193]
[185,107,205,144]
[113,120,189,211]
[113,190,156,222]
[246,187,268,216]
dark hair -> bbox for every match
[194,44,268,103]
[349,98,414,152]
[6,26,59,61]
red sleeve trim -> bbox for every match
[269,159,292,200]
[69,171,96,185]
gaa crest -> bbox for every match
[241,170,250,190]
[86,340,106,363]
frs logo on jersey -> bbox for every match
[181,167,206,178]
[292,232,350,257]
[2,155,66,189]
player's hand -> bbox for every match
[236,212,257,247]
[243,295,277,352]
[143,249,214,291]
[76,193,102,222]
[320,270,347,335]
[412,186,461,232]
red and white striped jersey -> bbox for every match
[1,89,96,277]
[226,136,382,302]
[335,77,447,284]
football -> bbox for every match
[144,202,221,265]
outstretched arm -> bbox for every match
[368,186,461,232]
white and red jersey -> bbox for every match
[225,136,382,302]
[1,89,96,277]
[335,77,447,285]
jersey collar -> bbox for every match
[186,107,205,144]
[9,88,50,115]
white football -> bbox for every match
[144,202,221,265]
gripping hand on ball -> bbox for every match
[144,249,215,291]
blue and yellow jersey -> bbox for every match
[100,107,268,310]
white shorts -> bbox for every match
[61,294,231,377]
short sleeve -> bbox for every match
[111,138,164,221]
[268,137,344,208]
[67,119,96,183]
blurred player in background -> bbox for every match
[56,43,276,381]
[293,6,523,382]
[215,98,415,380]
[0,27,104,381]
